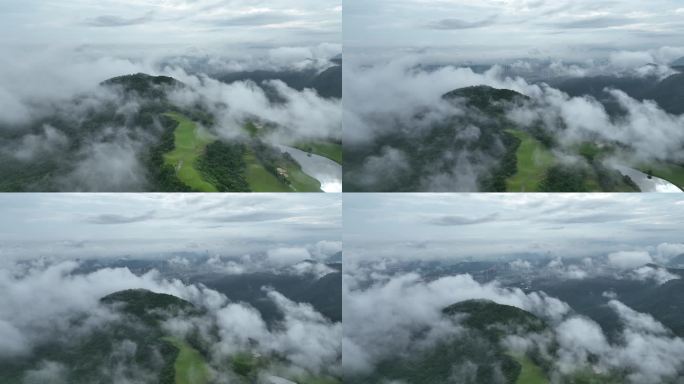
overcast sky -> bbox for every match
[0,194,341,261]
[345,193,684,261]
[345,0,684,61]
[0,0,340,49]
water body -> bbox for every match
[613,165,683,193]
[279,145,342,193]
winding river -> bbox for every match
[279,145,342,193]
[613,165,683,193]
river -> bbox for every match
[279,146,342,193]
[613,165,683,193]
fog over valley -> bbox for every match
[0,194,342,384]
[0,0,341,192]
[343,194,684,383]
[343,0,684,192]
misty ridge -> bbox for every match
[343,241,684,384]
[342,48,684,192]
[0,45,341,192]
[0,243,342,384]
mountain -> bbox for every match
[668,254,684,268]
[309,65,342,98]
[344,85,636,192]
[643,73,684,115]
[345,300,546,384]
[443,85,529,114]
[0,289,203,384]
[443,299,547,338]
[671,56,684,70]
[346,299,640,383]
[531,274,684,338]
[214,60,342,99]
[197,269,342,323]
[100,288,199,325]
[551,73,684,115]
[101,73,184,99]
[0,73,327,192]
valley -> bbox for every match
[0,66,341,192]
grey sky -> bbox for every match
[0,193,341,261]
[344,194,684,262]
[0,0,340,49]
[344,0,684,61]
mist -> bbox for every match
[343,50,684,191]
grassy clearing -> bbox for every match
[244,150,291,192]
[508,354,547,384]
[286,162,321,192]
[294,141,343,164]
[639,162,684,191]
[162,337,210,384]
[243,150,321,192]
[162,112,217,192]
[505,129,555,192]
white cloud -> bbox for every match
[267,247,312,266]
[607,251,653,269]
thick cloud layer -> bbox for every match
[343,271,569,374]
[343,53,684,191]
[553,300,684,383]
[0,259,341,380]
[346,0,684,62]
[168,72,341,142]
[343,261,684,382]
[0,45,340,191]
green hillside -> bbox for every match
[0,289,202,384]
[346,299,643,384]
[162,112,218,192]
[0,73,328,193]
[294,141,343,164]
[505,129,555,192]
[162,337,210,384]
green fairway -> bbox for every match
[163,112,217,192]
[294,141,343,164]
[162,337,210,384]
[505,129,555,192]
[509,354,547,384]
[640,162,684,191]
[243,150,321,192]
[244,150,291,192]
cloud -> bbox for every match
[427,213,500,226]
[607,250,653,269]
[344,52,684,191]
[0,44,341,191]
[84,12,154,27]
[630,265,680,285]
[267,247,312,266]
[86,210,156,225]
[343,272,570,374]
[346,256,684,382]
[168,74,342,142]
[654,242,684,264]
[549,16,635,29]
[0,258,341,378]
[554,300,684,383]
[209,12,296,27]
[545,212,632,224]
[427,16,498,30]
